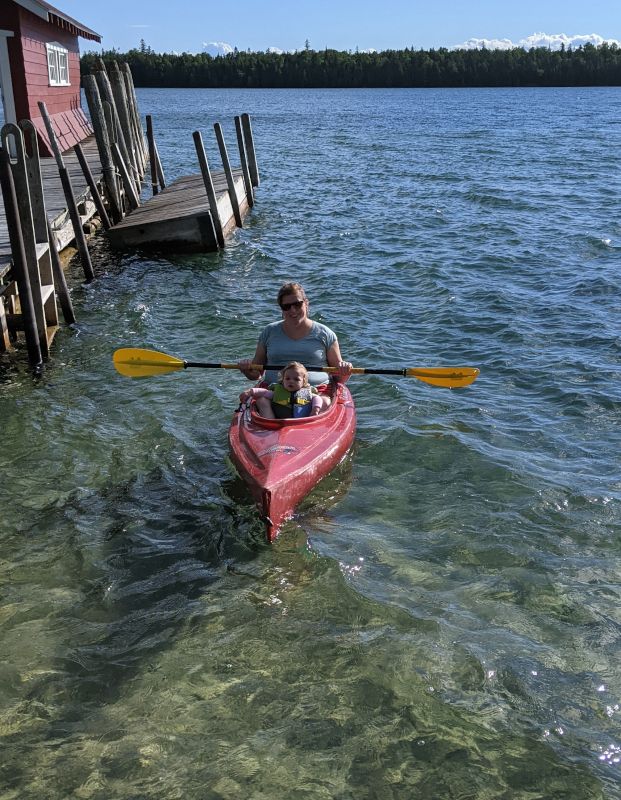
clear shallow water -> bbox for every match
[1,87,620,798]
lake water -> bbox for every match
[1,87,620,799]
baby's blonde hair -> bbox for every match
[278,361,310,387]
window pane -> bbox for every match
[48,50,59,84]
[59,52,68,83]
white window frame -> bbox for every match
[46,42,70,87]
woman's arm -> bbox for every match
[326,341,353,382]
[238,342,267,381]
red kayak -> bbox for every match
[228,382,356,541]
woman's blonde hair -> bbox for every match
[278,361,310,387]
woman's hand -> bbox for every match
[238,358,263,381]
[335,361,353,382]
[326,342,352,383]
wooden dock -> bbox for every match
[0,59,153,365]
[107,114,259,252]
[0,66,259,366]
[106,169,248,251]
[0,134,103,278]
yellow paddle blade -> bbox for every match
[113,348,185,378]
[405,367,480,388]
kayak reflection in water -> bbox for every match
[237,282,353,413]
[239,361,324,419]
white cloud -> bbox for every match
[457,37,514,50]
[202,41,234,56]
[520,32,619,49]
[267,46,284,54]
[454,32,621,51]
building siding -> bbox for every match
[2,4,92,154]
[19,11,81,117]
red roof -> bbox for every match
[12,0,101,42]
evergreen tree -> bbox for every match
[81,44,621,89]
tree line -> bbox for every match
[81,42,621,88]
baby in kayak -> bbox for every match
[239,361,327,419]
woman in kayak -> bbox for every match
[239,361,324,419]
[238,282,352,398]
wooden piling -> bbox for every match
[38,101,95,282]
[146,115,159,196]
[0,287,11,351]
[95,70,139,196]
[1,124,54,356]
[154,141,166,190]
[192,130,225,249]
[214,122,242,228]
[234,115,254,208]
[122,62,147,169]
[83,74,122,222]
[74,142,111,230]
[46,220,76,325]
[103,101,115,149]
[241,113,259,187]
[110,62,139,183]
[112,142,140,210]
[101,99,125,215]
[127,86,146,175]
[0,147,43,367]
[18,120,47,242]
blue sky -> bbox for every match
[59,0,620,55]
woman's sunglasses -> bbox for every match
[280,299,305,311]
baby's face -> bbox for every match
[282,369,305,391]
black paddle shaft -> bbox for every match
[183,361,407,377]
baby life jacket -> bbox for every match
[269,383,317,419]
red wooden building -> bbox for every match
[0,0,100,155]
